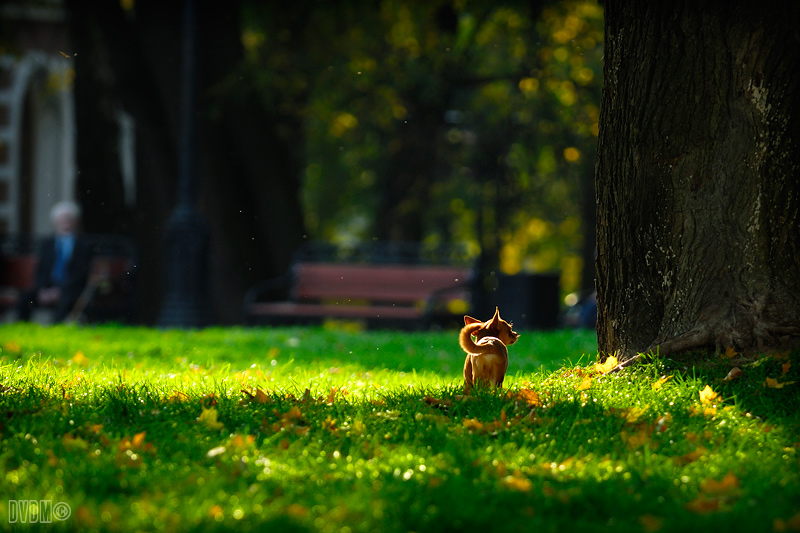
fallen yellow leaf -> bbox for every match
[255,388,270,403]
[502,474,532,492]
[689,405,717,417]
[611,406,648,424]
[462,418,484,431]
[577,376,592,391]
[514,388,543,406]
[168,390,191,403]
[774,351,790,361]
[620,425,653,448]
[326,387,347,404]
[286,504,309,519]
[321,415,338,434]
[132,431,146,448]
[700,471,739,495]
[198,406,225,430]
[685,495,720,513]
[284,405,302,420]
[765,377,796,389]
[72,351,89,366]
[723,346,738,359]
[48,450,60,467]
[651,375,673,390]
[2,341,21,354]
[673,446,708,466]
[231,434,255,449]
[594,354,618,374]
[781,361,792,376]
[639,514,664,533]
[699,385,719,406]
[351,419,366,435]
[774,512,800,532]
[423,396,454,408]
[62,433,89,451]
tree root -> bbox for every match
[609,322,800,373]
[609,329,711,373]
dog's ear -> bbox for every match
[488,307,501,327]
[464,315,481,325]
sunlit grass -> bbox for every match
[0,323,797,532]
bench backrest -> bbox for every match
[292,263,472,304]
[0,255,133,288]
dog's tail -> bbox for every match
[459,322,485,354]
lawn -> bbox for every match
[0,323,798,532]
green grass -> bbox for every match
[0,323,798,532]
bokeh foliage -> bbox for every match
[240,0,603,295]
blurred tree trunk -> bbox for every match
[67,0,177,324]
[376,101,441,242]
[67,0,306,324]
[596,0,800,362]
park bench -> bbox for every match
[0,234,138,323]
[244,242,475,328]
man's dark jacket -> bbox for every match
[22,236,92,321]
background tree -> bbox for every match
[67,0,306,323]
[596,0,800,361]
[64,0,603,324]
[280,1,604,296]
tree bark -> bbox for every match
[596,0,800,361]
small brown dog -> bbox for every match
[459,307,519,392]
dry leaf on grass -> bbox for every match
[765,377,796,389]
[651,375,673,389]
[700,472,739,495]
[502,474,532,492]
[423,396,453,408]
[594,355,618,374]
[699,385,719,405]
[577,376,592,391]
[723,367,743,381]
[198,406,225,430]
[639,514,664,532]
[241,387,271,404]
[723,346,738,359]
[507,388,543,406]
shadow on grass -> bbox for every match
[660,349,800,433]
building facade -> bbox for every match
[0,1,76,237]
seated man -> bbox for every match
[16,201,92,323]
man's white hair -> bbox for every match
[50,200,82,222]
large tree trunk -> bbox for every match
[596,0,800,361]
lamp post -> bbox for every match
[157,0,212,327]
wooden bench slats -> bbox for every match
[293,264,471,303]
[246,260,474,327]
[248,302,423,320]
